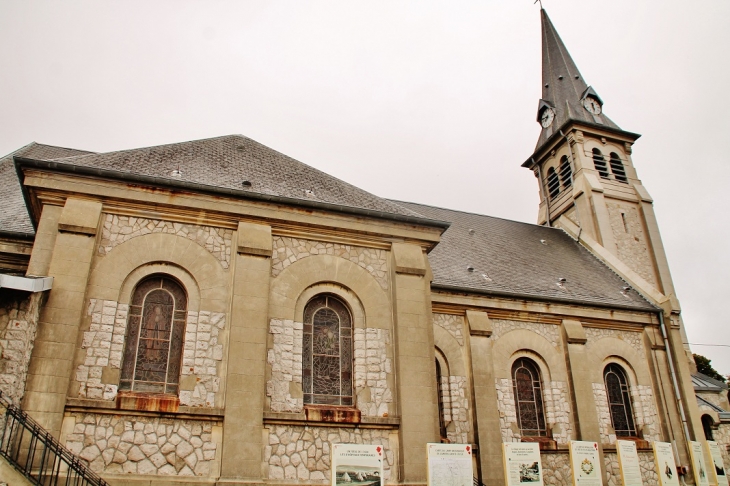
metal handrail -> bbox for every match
[0,391,108,486]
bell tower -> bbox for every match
[522,9,707,449]
[523,9,675,299]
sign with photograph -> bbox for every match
[427,443,473,486]
[503,442,544,486]
[617,440,642,486]
[652,441,680,486]
[706,441,728,486]
[569,441,602,486]
[689,441,710,486]
[331,444,384,486]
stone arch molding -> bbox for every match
[269,254,391,329]
[434,326,465,377]
[588,337,650,386]
[491,328,566,382]
[87,232,227,312]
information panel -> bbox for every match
[616,440,642,486]
[706,441,729,486]
[569,441,602,486]
[503,442,544,486]
[689,441,711,486]
[426,443,473,486]
[331,444,384,486]
[652,441,680,486]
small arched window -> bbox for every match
[592,148,610,179]
[120,275,187,394]
[604,364,637,437]
[302,294,353,406]
[610,152,628,183]
[702,414,714,441]
[546,167,560,199]
[436,359,448,441]
[559,155,572,189]
[512,358,547,437]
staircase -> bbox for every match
[0,392,108,486]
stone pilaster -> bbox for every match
[220,222,272,481]
[390,242,439,483]
[466,310,504,486]
[22,198,102,437]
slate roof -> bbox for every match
[396,200,656,311]
[692,373,728,392]
[533,9,622,152]
[19,134,422,220]
[0,143,94,235]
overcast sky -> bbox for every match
[2,2,729,372]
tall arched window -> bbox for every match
[302,294,353,406]
[592,148,610,179]
[512,358,547,437]
[546,168,560,199]
[604,364,637,437]
[559,155,572,189]
[610,152,628,183]
[436,359,448,441]
[120,275,187,394]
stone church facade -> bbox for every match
[0,9,716,486]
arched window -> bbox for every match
[436,359,448,441]
[302,294,353,406]
[604,364,637,437]
[120,275,187,394]
[546,168,560,199]
[592,148,609,179]
[702,414,714,441]
[610,152,628,183]
[512,358,547,437]
[559,155,572,189]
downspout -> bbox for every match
[658,311,692,467]
[535,160,551,228]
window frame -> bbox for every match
[512,357,548,437]
[603,363,638,438]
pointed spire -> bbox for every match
[534,9,620,152]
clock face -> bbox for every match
[583,97,602,115]
[540,108,555,128]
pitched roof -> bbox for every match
[0,143,94,235]
[693,373,728,392]
[20,134,423,221]
[534,9,621,152]
[396,200,656,311]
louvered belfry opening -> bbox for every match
[512,358,548,437]
[302,294,353,406]
[546,167,560,199]
[559,155,572,189]
[593,148,610,179]
[610,152,628,183]
[120,275,187,395]
[604,363,637,437]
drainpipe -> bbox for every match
[658,311,692,466]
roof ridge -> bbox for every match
[392,198,569,231]
[54,134,244,161]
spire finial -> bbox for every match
[534,0,543,9]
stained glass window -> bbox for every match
[512,358,547,437]
[120,276,187,395]
[436,359,448,440]
[302,295,353,406]
[604,364,637,437]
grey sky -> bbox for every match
[2,2,729,371]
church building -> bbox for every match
[0,8,719,486]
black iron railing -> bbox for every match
[0,392,108,486]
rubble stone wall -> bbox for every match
[65,413,220,477]
[99,214,233,269]
[0,290,43,406]
[264,425,393,482]
[492,319,560,347]
[433,313,464,346]
[271,237,388,290]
